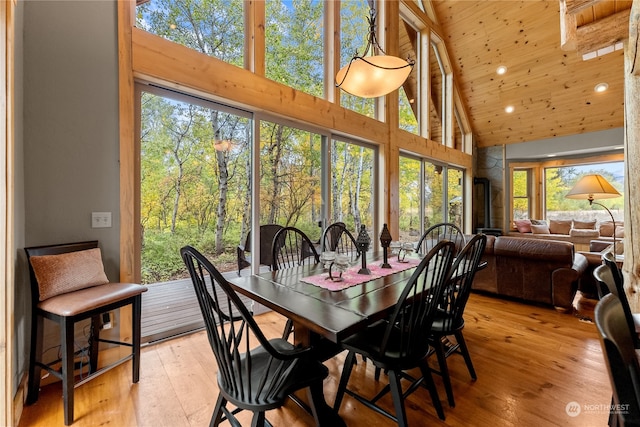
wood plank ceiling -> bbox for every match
[430,0,631,148]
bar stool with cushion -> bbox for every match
[25,241,147,425]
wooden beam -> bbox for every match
[560,0,577,51]
[631,0,640,76]
[565,0,600,15]
[624,0,640,311]
[575,9,631,54]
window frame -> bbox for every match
[508,153,623,230]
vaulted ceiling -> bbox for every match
[430,0,631,148]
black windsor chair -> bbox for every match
[333,240,456,426]
[595,293,640,427]
[415,222,466,256]
[594,263,617,299]
[180,245,341,427]
[427,233,487,407]
[321,222,360,263]
[601,251,640,349]
[271,226,321,340]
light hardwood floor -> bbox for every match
[18,292,610,427]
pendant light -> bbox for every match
[336,6,414,98]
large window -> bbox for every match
[398,18,419,135]
[265,0,324,97]
[329,138,376,232]
[545,162,624,222]
[139,87,252,284]
[259,119,323,241]
[136,0,244,67]
[512,169,531,220]
[399,155,464,242]
[428,38,445,143]
[509,159,624,227]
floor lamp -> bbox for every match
[565,174,622,254]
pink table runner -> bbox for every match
[300,257,421,291]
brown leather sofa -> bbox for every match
[472,236,588,310]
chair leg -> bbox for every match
[307,380,347,427]
[250,411,267,427]
[418,360,445,420]
[209,394,226,427]
[388,370,408,427]
[333,351,356,411]
[434,336,455,407]
[89,314,101,375]
[61,318,75,426]
[454,330,476,380]
[132,296,142,382]
[27,312,43,405]
[282,319,293,340]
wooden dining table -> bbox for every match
[228,253,424,426]
[229,253,422,347]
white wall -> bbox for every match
[505,128,624,159]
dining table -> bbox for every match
[229,252,425,426]
[229,252,423,348]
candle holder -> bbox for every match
[328,253,351,282]
[380,223,392,268]
[356,224,371,275]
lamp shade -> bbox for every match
[565,174,621,201]
[335,55,413,98]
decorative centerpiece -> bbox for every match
[379,223,392,268]
[356,224,371,275]
[321,251,336,270]
[328,253,351,282]
[397,242,414,263]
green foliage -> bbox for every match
[137,0,245,66]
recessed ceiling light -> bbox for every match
[505,105,514,113]
[594,83,609,93]
[496,65,508,75]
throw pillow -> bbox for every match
[615,226,625,238]
[549,219,572,235]
[29,248,109,301]
[570,228,599,238]
[514,219,532,233]
[531,224,550,234]
[599,221,615,237]
[530,219,547,225]
[573,219,596,230]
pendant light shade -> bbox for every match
[336,8,414,98]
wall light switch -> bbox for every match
[92,212,112,228]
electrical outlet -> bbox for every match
[101,312,112,330]
[92,212,112,228]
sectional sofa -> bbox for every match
[472,235,588,310]
[507,219,622,252]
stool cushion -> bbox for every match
[37,282,148,316]
[29,248,109,300]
